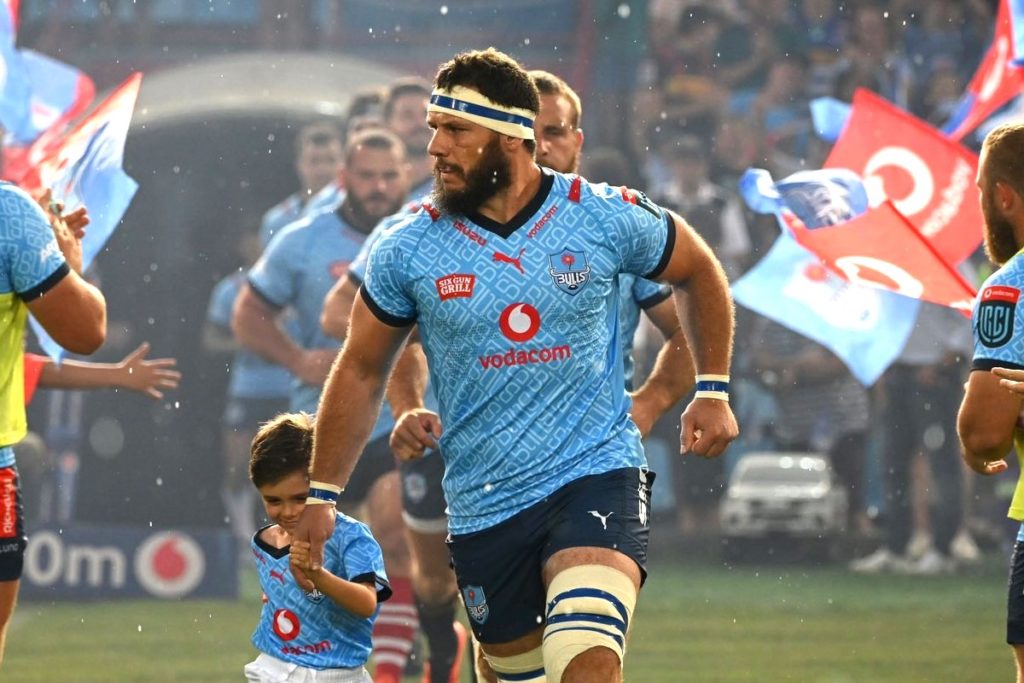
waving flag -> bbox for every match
[25,73,142,362]
[2,1,18,31]
[0,0,28,137]
[782,203,976,313]
[739,167,868,226]
[945,0,1024,141]
[1012,0,1024,65]
[810,97,852,144]
[5,50,95,146]
[736,167,919,385]
[824,89,982,266]
[733,234,918,386]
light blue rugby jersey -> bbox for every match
[206,272,292,400]
[350,198,671,403]
[248,209,394,440]
[618,273,671,390]
[0,182,68,467]
[259,185,345,247]
[250,511,391,670]
[971,250,1024,373]
[362,169,673,533]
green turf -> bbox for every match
[4,559,1012,682]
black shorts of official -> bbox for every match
[447,466,655,644]
[1008,540,1024,644]
[0,466,27,582]
[399,450,448,533]
[223,396,290,432]
[337,435,398,507]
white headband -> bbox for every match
[428,85,536,140]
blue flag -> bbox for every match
[0,3,29,136]
[1012,0,1024,65]
[736,167,919,385]
[810,97,851,144]
[28,74,141,362]
[6,50,94,146]
[739,167,868,228]
[733,233,918,386]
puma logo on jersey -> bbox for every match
[269,569,286,584]
[589,510,614,530]
[493,248,526,275]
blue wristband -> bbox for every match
[307,487,339,504]
[695,380,729,394]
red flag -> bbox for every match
[824,88,983,266]
[783,204,976,314]
[947,0,1024,142]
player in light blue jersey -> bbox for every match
[235,128,421,683]
[0,184,105,665]
[296,49,736,683]
[246,412,391,682]
[260,121,345,245]
[325,70,693,682]
[958,123,1024,681]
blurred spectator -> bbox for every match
[793,0,850,98]
[836,3,914,110]
[580,146,638,187]
[850,304,974,575]
[749,316,872,536]
[650,135,751,278]
[743,52,814,174]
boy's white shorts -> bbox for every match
[243,653,371,683]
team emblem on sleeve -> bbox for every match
[978,285,1020,348]
[548,248,591,295]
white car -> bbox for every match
[719,452,848,561]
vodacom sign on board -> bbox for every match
[824,88,982,266]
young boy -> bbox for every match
[246,412,391,683]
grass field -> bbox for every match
[5,557,1013,682]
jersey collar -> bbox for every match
[465,167,554,239]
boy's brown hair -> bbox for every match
[249,412,314,488]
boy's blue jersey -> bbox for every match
[618,273,672,390]
[206,272,292,399]
[248,208,393,439]
[251,512,391,670]
[362,169,673,533]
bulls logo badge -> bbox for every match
[462,585,490,624]
[548,248,591,295]
[978,286,1020,348]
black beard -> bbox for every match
[431,136,511,216]
[983,194,1021,265]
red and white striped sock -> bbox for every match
[372,577,419,682]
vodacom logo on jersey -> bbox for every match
[273,608,301,641]
[499,302,541,342]
[480,302,571,369]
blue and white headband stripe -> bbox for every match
[428,85,536,140]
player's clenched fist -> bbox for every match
[390,409,442,461]
[680,398,739,459]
